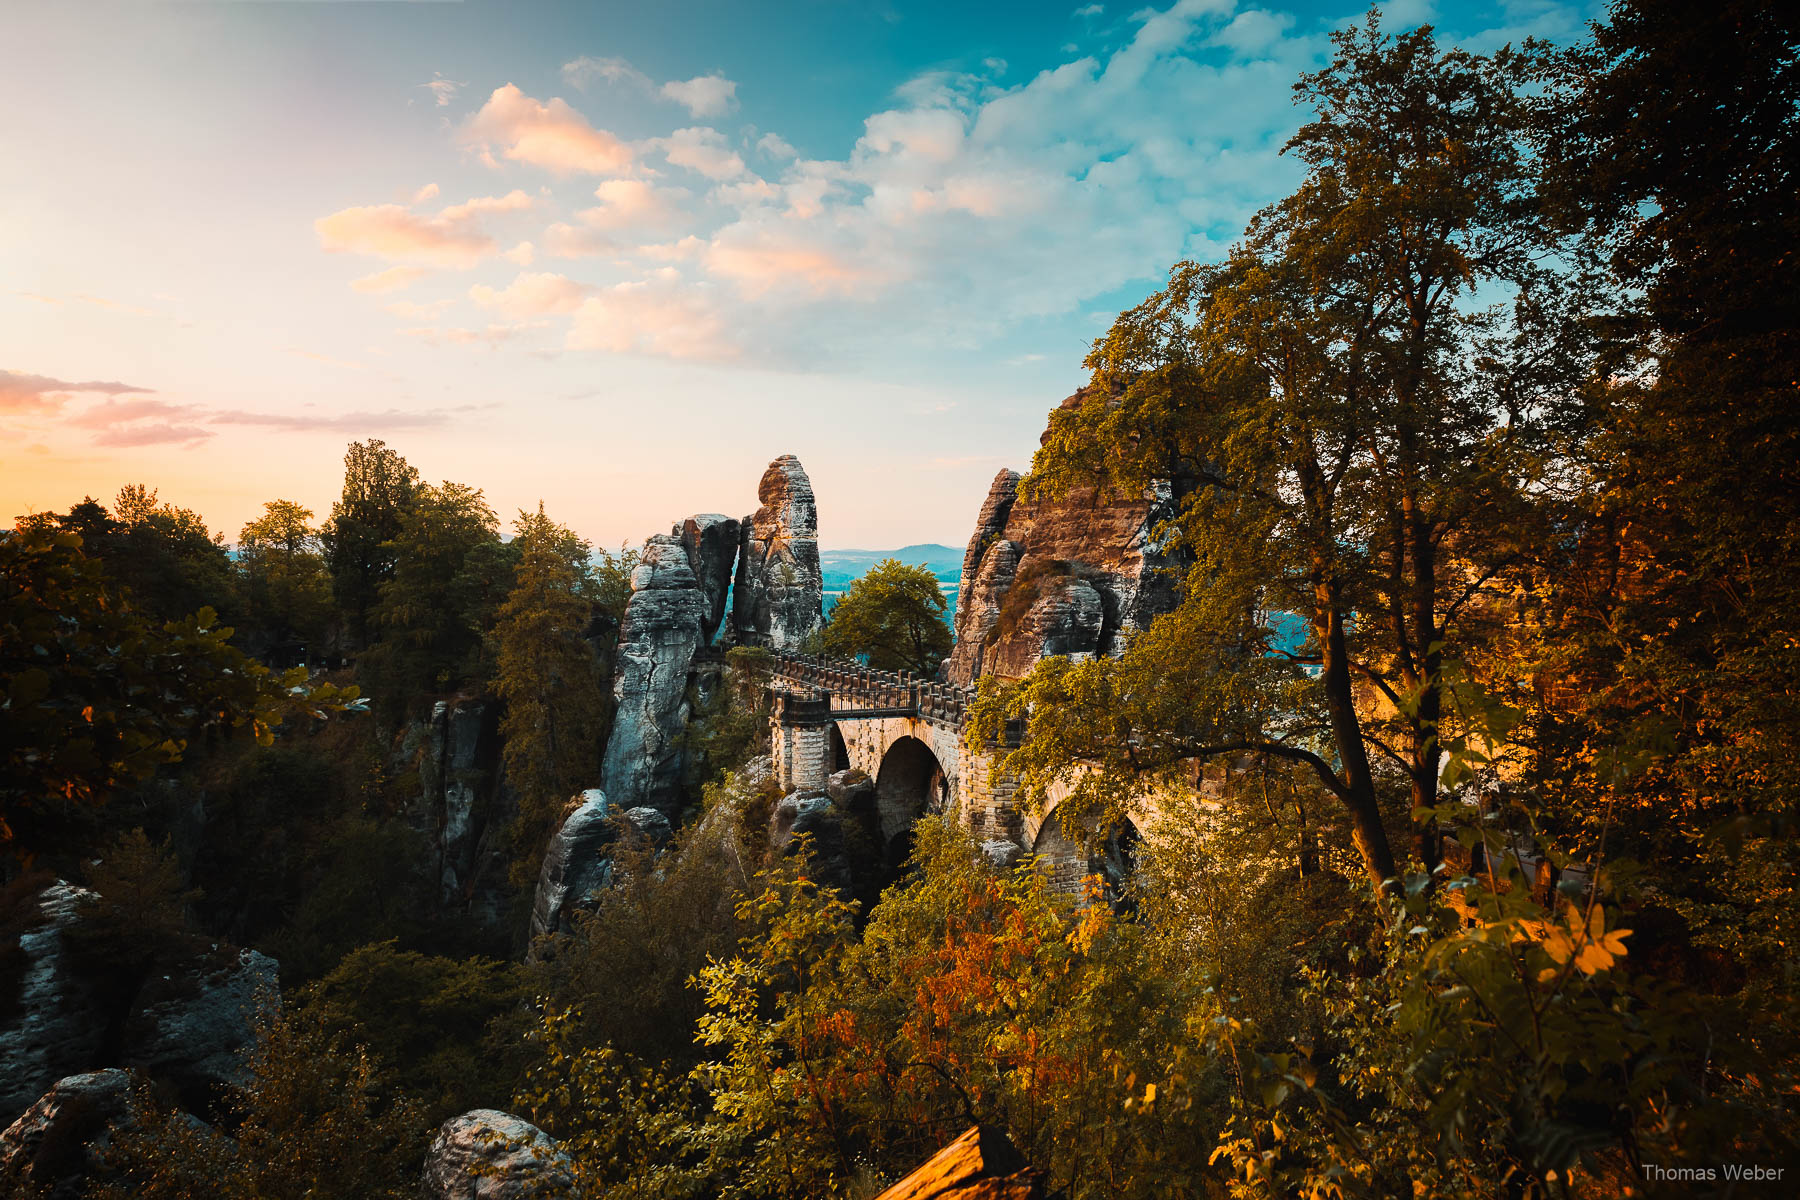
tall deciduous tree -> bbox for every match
[363,480,506,707]
[820,559,953,675]
[491,503,608,886]
[321,440,420,650]
[976,18,1594,892]
[238,500,333,664]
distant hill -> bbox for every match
[819,544,963,622]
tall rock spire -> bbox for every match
[732,455,824,650]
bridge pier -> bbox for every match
[772,689,833,792]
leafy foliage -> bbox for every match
[820,558,953,675]
[490,504,608,888]
[0,527,354,857]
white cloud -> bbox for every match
[413,182,441,204]
[562,55,651,92]
[505,241,536,265]
[757,133,798,159]
[469,272,590,318]
[656,127,746,180]
[581,178,689,231]
[420,74,466,107]
[661,73,739,118]
[462,84,633,175]
[567,280,735,360]
[1214,9,1297,57]
[317,191,533,268]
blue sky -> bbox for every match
[0,0,1600,548]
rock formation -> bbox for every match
[418,696,511,916]
[945,395,1184,685]
[679,514,740,644]
[951,469,1022,652]
[0,880,274,1126]
[119,946,276,1109]
[733,455,824,650]
[530,789,672,941]
[420,1109,574,1200]
[0,883,109,1121]
[600,534,709,814]
[874,1124,1044,1199]
[0,1070,138,1200]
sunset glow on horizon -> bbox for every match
[2,0,1598,550]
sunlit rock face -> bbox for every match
[944,392,1184,686]
[733,455,824,651]
[421,1109,573,1200]
[601,535,709,814]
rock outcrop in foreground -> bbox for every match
[874,1124,1044,1200]
[421,1109,574,1200]
[0,1070,137,1200]
[733,454,824,650]
[944,394,1185,685]
[0,880,273,1125]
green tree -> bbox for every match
[321,439,420,650]
[238,499,333,663]
[491,503,608,886]
[976,17,1591,892]
[93,1010,428,1200]
[820,559,953,675]
[0,528,355,857]
[17,486,238,624]
[362,480,506,708]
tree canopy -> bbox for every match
[820,558,953,675]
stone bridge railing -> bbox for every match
[759,650,978,729]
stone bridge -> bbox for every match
[757,650,1136,888]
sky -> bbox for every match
[1,0,1599,550]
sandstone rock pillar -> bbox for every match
[733,455,824,649]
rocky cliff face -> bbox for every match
[0,880,273,1126]
[733,455,824,650]
[681,514,740,644]
[944,398,1184,685]
[600,534,709,814]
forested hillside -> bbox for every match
[3,3,1797,1197]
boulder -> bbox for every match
[421,1109,574,1200]
[942,539,1022,685]
[943,388,1186,686]
[770,791,855,894]
[0,1069,136,1200]
[600,534,709,814]
[119,946,277,1110]
[531,794,676,942]
[980,840,1025,870]
[679,514,741,644]
[874,1124,1044,1200]
[529,791,612,941]
[825,768,875,810]
[733,455,824,650]
[0,883,109,1121]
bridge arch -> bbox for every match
[828,723,851,774]
[875,735,947,869]
[1033,803,1142,901]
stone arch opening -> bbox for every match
[828,723,851,774]
[875,735,946,872]
[1033,807,1141,905]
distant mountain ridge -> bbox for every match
[819,544,962,621]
